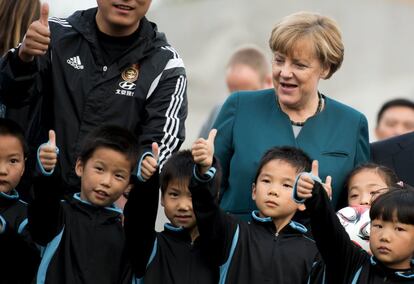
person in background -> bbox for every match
[213,11,369,220]
[375,98,414,141]
[199,44,272,138]
[0,1,187,198]
[0,0,40,120]
[371,131,414,186]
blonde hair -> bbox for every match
[227,45,270,82]
[269,11,344,79]
[0,0,40,55]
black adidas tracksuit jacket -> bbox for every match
[0,190,40,283]
[0,8,187,190]
[28,174,132,284]
[123,170,218,284]
[189,167,320,284]
[303,182,414,283]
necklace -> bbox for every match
[290,93,323,127]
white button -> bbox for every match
[103,66,107,72]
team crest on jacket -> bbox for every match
[116,64,139,96]
[122,64,139,82]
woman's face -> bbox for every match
[272,38,329,109]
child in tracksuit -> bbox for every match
[123,133,219,283]
[190,130,321,283]
[29,125,138,283]
[295,161,414,283]
[0,118,40,283]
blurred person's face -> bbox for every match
[370,216,414,270]
[0,135,25,194]
[375,106,414,140]
[96,0,152,36]
[347,169,389,207]
[272,38,329,111]
[226,64,270,93]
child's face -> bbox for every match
[76,147,132,207]
[161,178,197,230]
[370,216,414,270]
[348,170,389,207]
[252,159,302,221]
[0,135,25,194]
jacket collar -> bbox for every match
[251,210,308,234]
[164,223,198,244]
[66,8,167,68]
[370,256,414,279]
[0,189,19,208]
[72,192,122,215]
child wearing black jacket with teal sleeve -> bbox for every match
[190,130,321,284]
[124,139,218,283]
[294,161,414,283]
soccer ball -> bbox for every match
[336,205,371,253]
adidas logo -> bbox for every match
[66,56,84,70]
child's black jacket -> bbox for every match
[0,190,40,283]
[28,174,132,284]
[190,167,320,284]
[303,182,414,283]
[124,169,218,284]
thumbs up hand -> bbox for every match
[39,130,58,172]
[140,142,159,181]
[19,2,51,62]
[296,160,319,200]
[191,129,217,174]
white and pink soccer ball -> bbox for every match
[336,205,371,253]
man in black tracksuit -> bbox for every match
[0,1,187,195]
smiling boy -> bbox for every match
[29,125,138,283]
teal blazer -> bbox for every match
[213,89,370,218]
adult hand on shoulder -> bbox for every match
[296,160,319,200]
[192,129,217,174]
[19,2,50,62]
[39,130,58,171]
[140,142,159,181]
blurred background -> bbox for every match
[48,0,414,228]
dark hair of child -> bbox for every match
[344,162,399,191]
[253,146,312,182]
[160,150,221,199]
[0,117,28,157]
[370,188,414,225]
[78,125,139,170]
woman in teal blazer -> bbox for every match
[213,12,370,220]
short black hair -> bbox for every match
[78,125,139,170]
[160,150,222,199]
[344,162,399,192]
[0,118,28,157]
[254,146,312,182]
[370,188,414,225]
[160,150,193,195]
[376,98,414,125]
